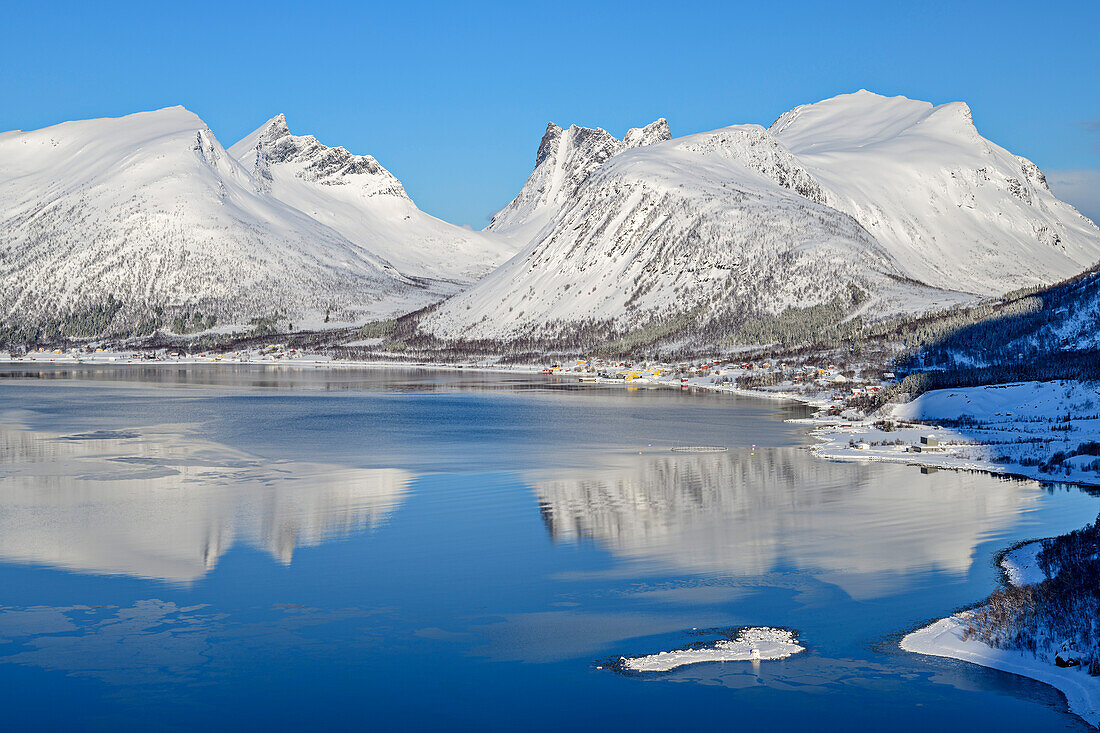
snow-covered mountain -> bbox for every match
[769,90,1100,295]
[0,107,515,336]
[420,91,1100,346]
[229,115,514,284]
[5,93,1098,346]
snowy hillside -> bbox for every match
[897,260,1100,373]
[0,107,516,338]
[421,91,1100,346]
[229,115,515,284]
[771,90,1100,295]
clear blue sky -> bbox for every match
[2,0,1098,226]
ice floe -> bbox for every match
[619,627,804,672]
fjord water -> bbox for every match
[0,366,1096,731]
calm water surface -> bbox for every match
[0,365,1096,731]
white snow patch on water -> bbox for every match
[620,627,804,672]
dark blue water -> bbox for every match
[0,366,1096,731]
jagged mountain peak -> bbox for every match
[242,112,290,142]
[488,116,670,239]
[229,115,407,199]
[533,118,671,165]
[225,116,517,284]
[534,122,615,167]
[624,118,672,148]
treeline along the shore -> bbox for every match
[964,513,1100,675]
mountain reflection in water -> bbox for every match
[0,371,1097,732]
[0,423,410,582]
[532,449,1041,598]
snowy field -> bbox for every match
[812,380,1100,487]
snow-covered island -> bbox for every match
[618,627,805,673]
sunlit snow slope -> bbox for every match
[229,115,515,284]
[770,90,1100,295]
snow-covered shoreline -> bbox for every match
[809,380,1100,488]
[901,615,1100,727]
[1000,540,1048,587]
[902,538,1100,728]
[0,352,546,376]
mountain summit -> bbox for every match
[487,118,672,242]
[229,114,409,200]
[769,90,1099,294]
